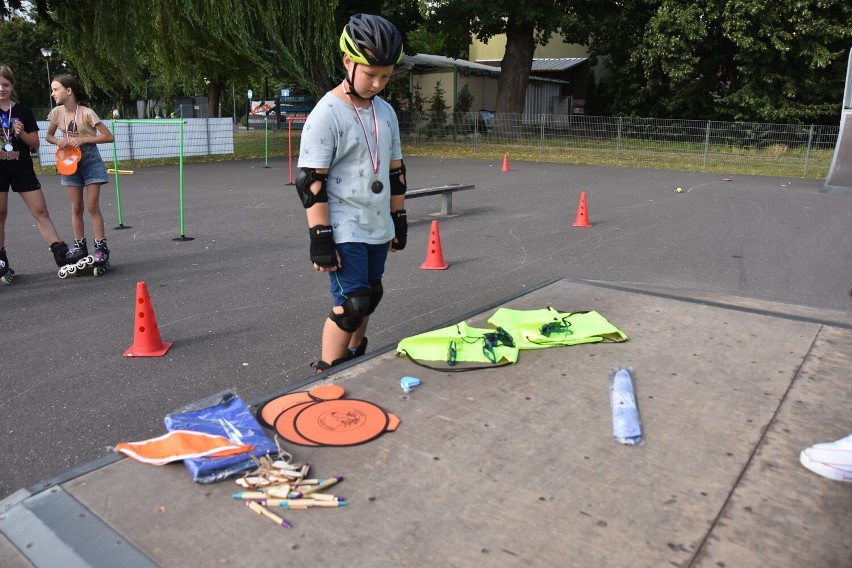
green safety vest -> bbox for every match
[397,308,627,366]
[396,321,519,364]
[487,307,627,350]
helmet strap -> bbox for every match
[345,64,377,101]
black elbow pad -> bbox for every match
[389,161,406,196]
[295,168,329,208]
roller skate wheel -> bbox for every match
[58,266,70,278]
[77,256,93,269]
[93,266,105,277]
[1,273,13,285]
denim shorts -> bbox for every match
[60,144,109,187]
[328,242,390,306]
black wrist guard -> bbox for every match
[391,210,407,250]
[389,161,407,196]
[309,225,337,267]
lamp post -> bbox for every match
[40,48,52,110]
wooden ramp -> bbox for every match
[2,279,851,567]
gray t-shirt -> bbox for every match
[298,92,403,244]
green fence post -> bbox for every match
[703,120,711,169]
[804,124,814,177]
[616,116,623,162]
[111,119,131,229]
[173,119,193,241]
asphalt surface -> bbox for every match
[1,156,850,499]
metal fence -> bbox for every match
[36,118,236,167]
[398,112,840,179]
[31,112,839,180]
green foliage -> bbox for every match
[0,16,55,111]
[456,84,474,114]
[427,80,449,130]
[590,0,852,123]
[25,0,427,118]
[412,83,426,112]
[10,0,848,125]
[428,0,594,114]
[34,0,339,117]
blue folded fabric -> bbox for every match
[164,391,278,483]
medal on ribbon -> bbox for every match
[343,82,383,194]
[1,104,12,151]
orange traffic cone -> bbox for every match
[501,153,510,172]
[420,220,449,270]
[124,281,173,357]
[572,191,592,228]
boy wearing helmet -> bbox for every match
[296,13,408,372]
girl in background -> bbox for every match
[0,65,78,284]
[45,74,114,271]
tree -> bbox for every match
[48,1,337,117]
[1,0,51,20]
[712,0,851,123]
[590,0,852,123]
[407,0,466,58]
[456,84,474,114]
[0,16,56,111]
[427,80,449,131]
[412,82,426,112]
[430,0,593,114]
[8,0,425,119]
[16,0,340,118]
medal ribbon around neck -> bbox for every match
[1,102,13,150]
[341,81,380,178]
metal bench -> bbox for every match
[406,184,475,215]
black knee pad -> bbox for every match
[368,280,383,314]
[329,290,372,332]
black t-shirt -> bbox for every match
[0,102,38,175]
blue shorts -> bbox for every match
[60,144,109,187]
[329,242,389,306]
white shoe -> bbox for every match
[802,434,852,465]
[800,434,852,482]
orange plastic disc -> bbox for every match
[308,384,346,401]
[386,413,400,432]
[274,401,320,447]
[256,392,313,429]
[294,399,389,447]
[55,147,82,175]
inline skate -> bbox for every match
[0,247,14,285]
[54,239,89,278]
[84,238,110,277]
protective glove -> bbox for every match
[391,210,407,251]
[309,225,337,267]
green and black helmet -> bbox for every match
[340,13,404,66]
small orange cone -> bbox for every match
[501,153,510,172]
[420,220,449,270]
[124,281,173,357]
[572,191,592,228]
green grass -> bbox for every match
[34,129,834,180]
[404,138,833,179]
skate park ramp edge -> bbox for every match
[1,278,851,568]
